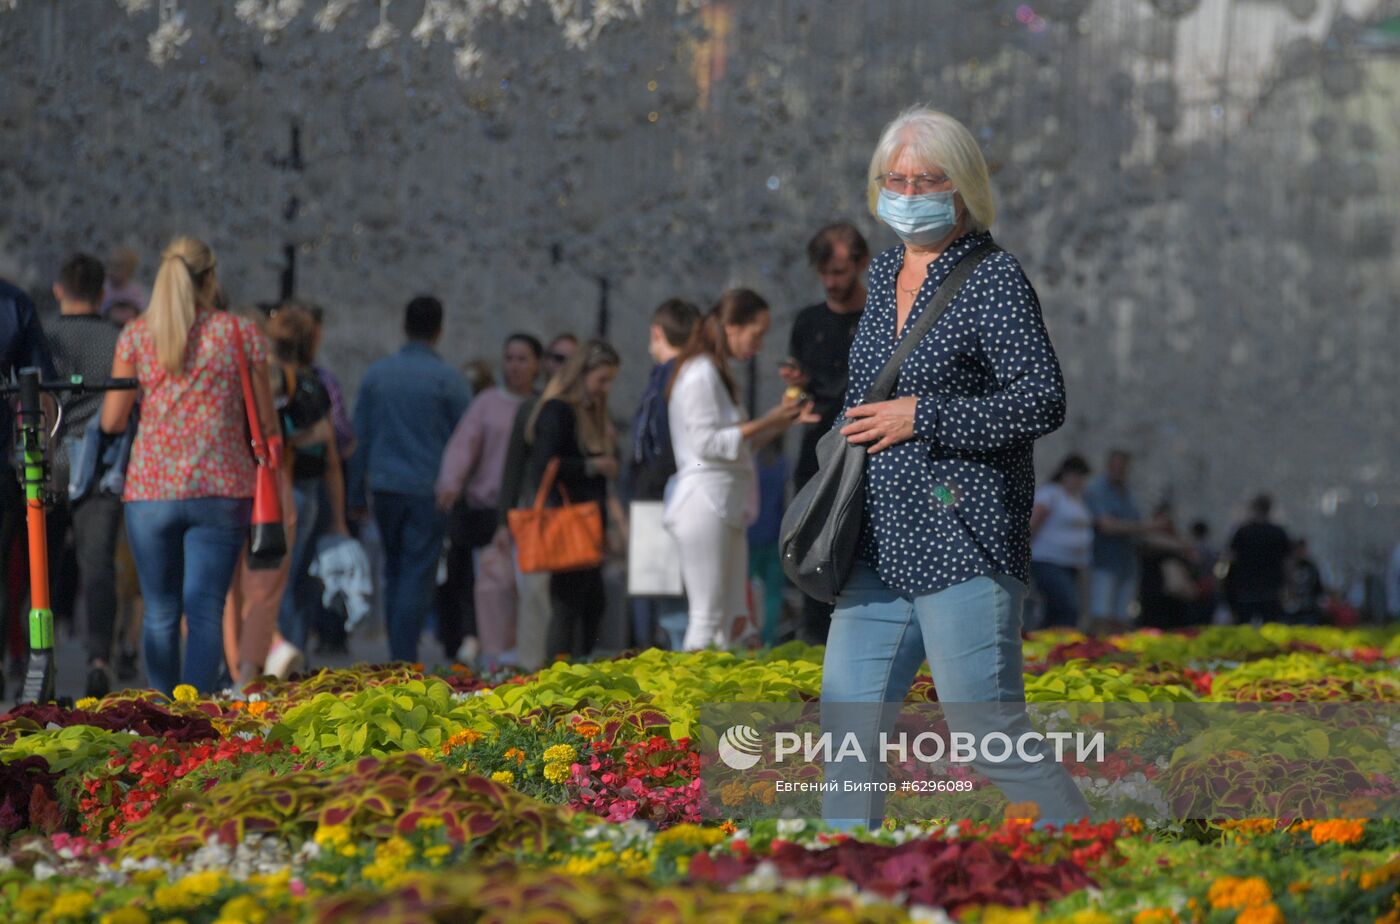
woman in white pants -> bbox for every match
[665,289,816,650]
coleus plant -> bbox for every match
[0,699,218,744]
[688,833,1096,916]
[0,756,64,839]
[118,752,571,860]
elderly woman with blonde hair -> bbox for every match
[820,107,1090,828]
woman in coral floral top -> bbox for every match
[101,236,278,694]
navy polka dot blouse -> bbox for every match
[845,230,1066,597]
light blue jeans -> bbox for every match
[125,497,250,694]
[821,562,1090,829]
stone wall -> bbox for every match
[1,0,1397,578]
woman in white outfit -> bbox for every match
[665,289,816,650]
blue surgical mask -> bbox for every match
[877,187,959,247]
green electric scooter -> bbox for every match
[4,367,136,704]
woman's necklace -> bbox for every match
[898,260,932,297]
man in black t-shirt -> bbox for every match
[1223,494,1292,625]
[47,255,124,697]
[781,223,871,490]
[779,223,870,644]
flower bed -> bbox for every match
[0,626,1396,922]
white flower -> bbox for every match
[618,819,651,841]
[776,818,807,836]
[908,906,957,924]
[32,861,58,881]
[739,860,781,893]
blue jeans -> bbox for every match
[821,562,1089,829]
[125,497,250,694]
[372,491,445,663]
[1029,561,1081,629]
[277,480,322,651]
[1089,566,1138,623]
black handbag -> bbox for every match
[779,239,1001,603]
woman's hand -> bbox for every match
[492,525,512,553]
[763,396,820,429]
[841,397,918,453]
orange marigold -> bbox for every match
[1004,801,1040,822]
[246,701,269,717]
[1131,908,1179,924]
[1309,819,1366,847]
[574,721,603,740]
[504,747,527,765]
[1208,876,1272,910]
[1358,856,1400,891]
[719,781,748,807]
[1235,903,1284,924]
[445,728,483,748]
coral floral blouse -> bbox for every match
[115,308,268,501]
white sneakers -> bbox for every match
[455,635,482,667]
[264,639,305,680]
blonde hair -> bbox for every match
[526,339,620,456]
[866,107,995,232]
[146,236,217,375]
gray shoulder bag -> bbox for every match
[779,239,1000,603]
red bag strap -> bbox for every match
[229,319,270,467]
[532,457,573,511]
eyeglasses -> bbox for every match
[878,172,952,194]
[548,351,571,364]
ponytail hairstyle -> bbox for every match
[147,236,218,375]
[527,338,621,456]
[667,288,768,404]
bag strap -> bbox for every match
[532,457,573,510]
[862,239,1001,404]
[229,319,270,468]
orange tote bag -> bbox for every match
[508,458,605,574]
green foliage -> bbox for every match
[1114,625,1283,663]
[269,679,463,761]
[1024,661,1197,702]
[0,726,137,773]
[453,648,823,740]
